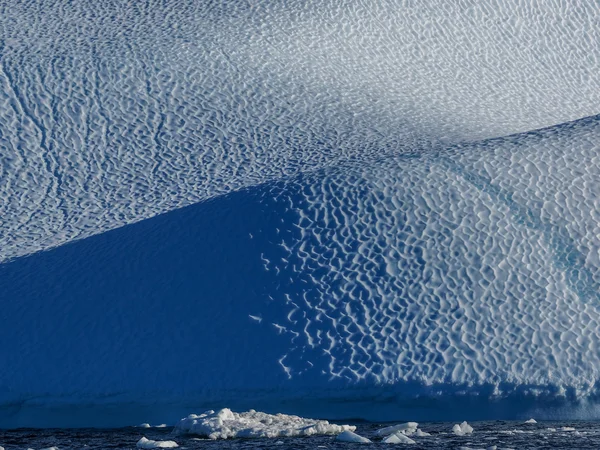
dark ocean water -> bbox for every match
[1,421,598,450]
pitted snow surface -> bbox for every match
[1,0,600,261]
[262,116,600,398]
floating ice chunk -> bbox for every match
[336,430,371,443]
[452,421,474,435]
[376,422,418,436]
[524,418,537,424]
[546,428,557,432]
[175,408,354,439]
[1,445,4,450]
[155,424,167,428]
[560,427,576,431]
[413,429,431,437]
[136,437,178,449]
[41,447,59,450]
[138,423,151,428]
[382,432,416,444]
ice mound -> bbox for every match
[382,432,416,444]
[452,422,474,436]
[174,408,354,440]
[524,418,537,424]
[136,437,178,449]
[336,430,371,443]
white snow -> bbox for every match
[175,408,355,440]
[452,422,474,436]
[524,418,537,424]
[382,432,416,444]
[136,437,178,449]
[335,431,371,443]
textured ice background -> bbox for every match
[1,0,600,428]
[1,0,600,261]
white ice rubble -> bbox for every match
[136,437,178,449]
[174,408,354,439]
[452,421,474,435]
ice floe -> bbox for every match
[336,430,372,443]
[375,422,419,436]
[382,432,416,444]
[136,437,178,449]
[174,408,354,439]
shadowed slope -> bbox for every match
[1,116,599,427]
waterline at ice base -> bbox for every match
[1,0,600,428]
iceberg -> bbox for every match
[0,0,599,429]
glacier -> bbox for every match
[1,0,600,428]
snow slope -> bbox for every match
[1,0,600,428]
[1,0,600,261]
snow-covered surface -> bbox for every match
[174,409,354,440]
[335,430,371,443]
[1,0,600,263]
[453,422,474,436]
[136,438,178,449]
[525,419,537,424]
[1,0,600,430]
